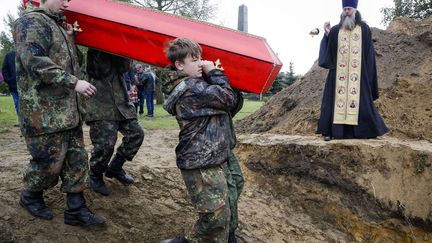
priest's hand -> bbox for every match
[75,80,97,97]
[324,22,331,36]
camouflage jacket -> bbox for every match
[163,69,240,170]
[83,73,136,122]
[14,6,82,137]
[228,90,244,149]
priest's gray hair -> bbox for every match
[340,10,357,30]
[339,10,364,30]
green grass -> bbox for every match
[0,96,264,130]
[139,100,264,130]
[233,100,264,121]
[138,104,179,130]
[0,96,18,127]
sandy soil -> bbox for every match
[0,126,332,243]
[2,17,432,243]
[237,17,432,142]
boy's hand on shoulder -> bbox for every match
[201,60,216,75]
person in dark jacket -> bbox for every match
[142,65,158,117]
[161,38,239,243]
[134,64,146,115]
[2,50,19,119]
[317,0,388,141]
[84,49,144,196]
[0,72,3,112]
[123,68,135,91]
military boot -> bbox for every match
[228,231,238,243]
[89,174,110,196]
[64,192,106,227]
[105,154,134,185]
[20,190,53,220]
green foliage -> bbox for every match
[0,13,16,60]
[117,0,218,105]
[128,0,217,21]
[381,0,432,26]
[0,3,21,68]
[269,61,299,95]
[0,83,9,95]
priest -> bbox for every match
[317,0,388,141]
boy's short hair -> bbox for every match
[166,38,202,65]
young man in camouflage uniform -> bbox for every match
[225,92,244,243]
[84,49,144,196]
[14,0,105,227]
[161,38,242,243]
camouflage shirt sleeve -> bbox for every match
[196,69,237,111]
[14,13,78,89]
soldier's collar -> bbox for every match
[36,6,66,25]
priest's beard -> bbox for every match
[341,12,356,30]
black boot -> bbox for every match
[64,192,106,227]
[20,190,53,220]
[105,154,134,185]
[89,174,110,196]
[228,231,237,243]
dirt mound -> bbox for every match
[0,128,336,243]
[237,17,432,142]
[236,133,432,241]
[3,126,430,242]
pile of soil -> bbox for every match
[237,17,432,142]
[0,128,327,243]
[1,17,431,243]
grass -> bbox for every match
[0,96,264,130]
[0,96,18,128]
[139,99,264,129]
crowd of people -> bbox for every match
[3,0,388,242]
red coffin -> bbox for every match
[26,0,282,94]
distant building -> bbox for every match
[237,4,248,32]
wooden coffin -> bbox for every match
[26,0,282,94]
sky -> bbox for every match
[0,0,394,74]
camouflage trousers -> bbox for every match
[88,119,144,175]
[181,164,230,243]
[23,126,88,193]
[223,152,244,233]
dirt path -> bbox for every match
[3,126,430,242]
[1,126,331,243]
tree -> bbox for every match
[129,0,217,21]
[120,0,218,104]
[0,3,22,95]
[381,0,432,26]
[0,13,17,60]
[268,61,298,95]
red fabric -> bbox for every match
[26,0,282,94]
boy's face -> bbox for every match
[42,0,70,14]
[175,54,202,78]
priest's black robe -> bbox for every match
[317,22,388,139]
